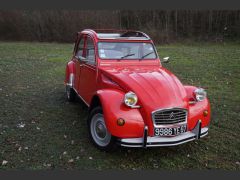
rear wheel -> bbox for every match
[88,106,116,151]
[66,85,76,102]
[66,74,76,102]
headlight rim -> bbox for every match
[194,88,207,102]
[124,91,140,108]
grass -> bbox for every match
[0,41,239,170]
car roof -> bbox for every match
[80,29,151,41]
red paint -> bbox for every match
[65,29,211,138]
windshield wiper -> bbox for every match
[141,51,154,59]
[120,53,135,59]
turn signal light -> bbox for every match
[203,110,208,117]
[117,118,125,126]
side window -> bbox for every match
[76,37,86,58]
[86,36,96,65]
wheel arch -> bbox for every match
[89,95,102,113]
[65,61,75,85]
[89,89,145,138]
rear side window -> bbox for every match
[76,37,85,58]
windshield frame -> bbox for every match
[97,41,159,60]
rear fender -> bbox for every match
[96,89,145,138]
[64,61,75,85]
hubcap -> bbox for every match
[90,113,111,147]
[96,121,107,138]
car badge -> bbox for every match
[169,112,175,119]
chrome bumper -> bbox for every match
[117,120,208,147]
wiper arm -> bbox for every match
[141,51,154,59]
[120,53,135,59]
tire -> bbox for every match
[66,85,76,102]
[87,106,116,151]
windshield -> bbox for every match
[98,42,157,60]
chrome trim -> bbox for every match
[66,73,74,87]
[151,107,188,127]
[192,120,202,139]
[189,101,197,105]
[73,88,90,107]
[124,91,141,109]
[143,126,148,148]
[194,88,207,102]
[130,105,141,108]
[118,121,208,148]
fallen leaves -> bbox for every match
[72,121,77,126]
[68,159,74,163]
[18,146,22,152]
[153,163,158,168]
[17,122,25,128]
[43,163,52,167]
[2,160,8,166]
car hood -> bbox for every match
[100,66,188,111]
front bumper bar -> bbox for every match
[117,120,208,147]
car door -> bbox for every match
[73,34,86,93]
[78,35,97,104]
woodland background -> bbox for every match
[0,10,240,43]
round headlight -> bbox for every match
[124,91,138,107]
[194,88,207,101]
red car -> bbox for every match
[64,29,211,151]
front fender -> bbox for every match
[184,85,211,130]
[188,98,211,130]
[96,89,145,138]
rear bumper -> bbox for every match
[117,120,208,147]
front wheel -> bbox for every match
[87,106,116,151]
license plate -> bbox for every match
[154,124,187,137]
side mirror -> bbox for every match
[162,57,170,63]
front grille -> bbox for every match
[152,108,187,125]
